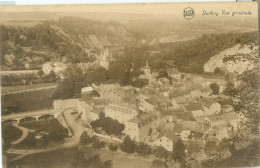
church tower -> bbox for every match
[144,60,151,77]
[99,47,109,70]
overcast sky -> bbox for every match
[0,2,257,18]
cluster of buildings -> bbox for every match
[72,61,243,152]
[42,47,110,78]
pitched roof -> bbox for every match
[91,108,102,114]
[167,68,180,75]
[157,123,181,141]
[169,88,190,98]
[145,97,158,105]
[200,98,216,108]
[93,98,107,106]
[160,108,185,116]
[176,112,196,121]
[184,103,204,111]
[128,113,157,126]
[207,112,240,123]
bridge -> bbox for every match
[1,109,59,124]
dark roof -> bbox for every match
[200,98,217,108]
[169,88,190,98]
[176,112,196,121]
[128,113,157,126]
[207,112,239,122]
[91,108,102,114]
[184,103,204,111]
[145,97,158,105]
[160,108,185,116]
[157,123,182,141]
[167,68,180,75]
[93,98,107,106]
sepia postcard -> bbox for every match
[0,2,259,168]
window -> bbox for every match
[160,139,162,142]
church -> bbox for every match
[139,60,154,83]
[99,47,109,70]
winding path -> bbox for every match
[10,123,34,145]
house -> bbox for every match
[153,122,182,151]
[81,86,94,98]
[143,97,158,112]
[205,112,241,131]
[169,87,191,99]
[176,112,196,122]
[184,104,204,117]
[167,68,182,80]
[120,86,135,101]
[200,98,221,115]
[125,113,158,142]
[104,102,138,124]
[210,125,229,140]
[157,77,170,86]
[78,98,106,122]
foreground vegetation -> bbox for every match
[15,119,69,149]
[2,124,23,151]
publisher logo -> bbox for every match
[184,7,195,20]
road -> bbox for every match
[2,85,57,96]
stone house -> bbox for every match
[125,113,158,142]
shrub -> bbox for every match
[210,83,220,95]
[109,144,118,151]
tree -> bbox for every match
[234,68,259,134]
[38,69,44,77]
[48,70,57,83]
[109,144,118,151]
[152,146,169,159]
[91,117,125,136]
[186,158,201,168]
[92,139,105,149]
[214,67,225,76]
[204,140,218,156]
[72,151,112,168]
[136,142,152,157]
[150,159,167,168]
[121,136,136,154]
[210,83,220,95]
[80,131,93,145]
[223,82,238,96]
[172,139,186,165]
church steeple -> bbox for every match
[146,60,149,69]
[144,60,151,77]
[99,48,109,70]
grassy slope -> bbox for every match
[1,88,55,115]
[19,119,67,133]
[2,124,23,145]
[7,147,153,168]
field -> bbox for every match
[2,83,57,94]
[7,147,153,168]
[1,88,56,115]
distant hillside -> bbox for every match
[0,17,136,70]
[126,18,258,44]
[150,31,258,73]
